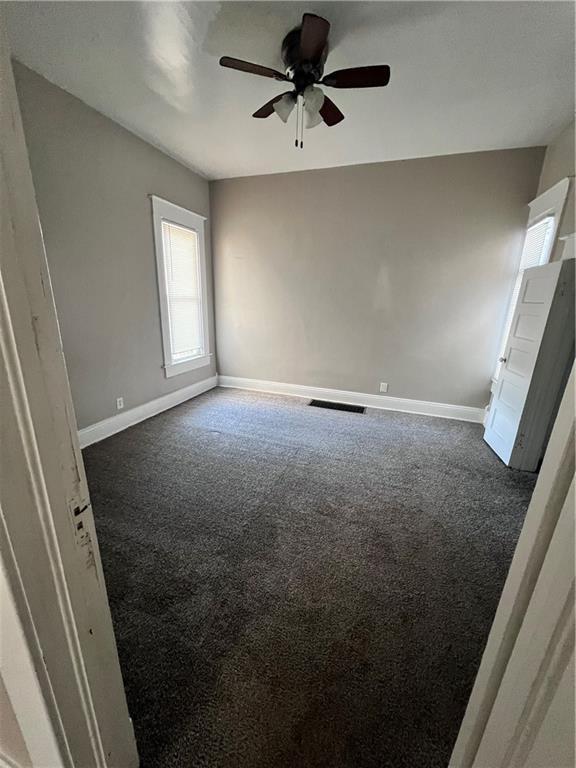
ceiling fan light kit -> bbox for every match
[219,13,391,148]
[273,92,296,123]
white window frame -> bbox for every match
[151,195,211,377]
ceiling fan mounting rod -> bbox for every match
[282,24,326,93]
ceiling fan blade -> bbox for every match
[299,13,330,62]
[319,95,345,126]
[322,65,391,89]
[253,92,293,119]
[219,56,288,82]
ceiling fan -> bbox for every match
[219,13,391,148]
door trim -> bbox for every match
[527,177,569,229]
[450,365,574,766]
[1,18,138,767]
[472,478,574,766]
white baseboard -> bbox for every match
[78,374,485,447]
[217,375,485,423]
[78,375,218,448]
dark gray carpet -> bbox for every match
[83,388,536,768]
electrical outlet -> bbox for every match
[116,397,124,410]
[379,382,388,394]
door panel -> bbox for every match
[506,347,533,378]
[522,274,553,304]
[499,378,524,412]
[513,313,543,342]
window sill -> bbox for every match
[163,354,212,378]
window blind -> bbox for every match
[161,220,204,363]
[496,215,555,372]
[519,216,555,270]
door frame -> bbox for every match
[2,10,573,765]
[0,20,138,767]
[472,476,574,766]
[450,364,574,766]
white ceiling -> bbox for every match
[6,1,575,180]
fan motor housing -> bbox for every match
[281,26,327,92]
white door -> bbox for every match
[1,19,138,767]
[484,262,561,465]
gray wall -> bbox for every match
[15,57,547,416]
[211,148,544,408]
[14,62,215,429]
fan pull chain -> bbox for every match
[294,96,299,148]
[294,95,304,150]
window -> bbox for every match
[494,177,570,379]
[496,216,554,372]
[151,196,210,377]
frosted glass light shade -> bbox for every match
[273,93,296,123]
[304,86,325,129]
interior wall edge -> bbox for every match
[12,61,216,430]
[217,375,486,423]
